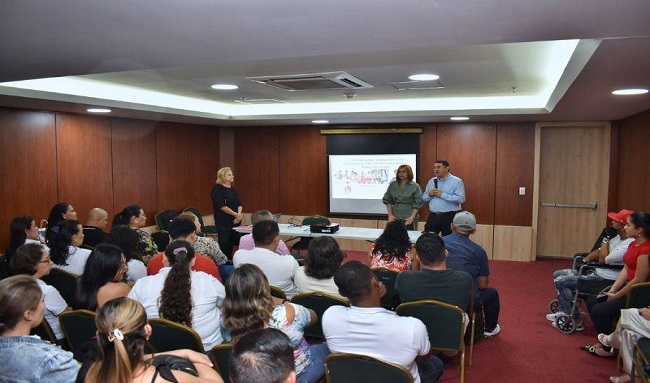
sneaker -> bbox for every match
[551,320,584,331]
[483,324,501,338]
[546,312,565,321]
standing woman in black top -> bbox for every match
[211,167,243,258]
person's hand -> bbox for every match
[405,217,414,226]
[640,307,650,320]
[429,188,441,197]
[388,214,396,222]
[605,291,618,301]
[162,349,213,367]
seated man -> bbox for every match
[230,328,296,383]
[239,210,290,255]
[82,208,109,248]
[233,220,299,298]
[444,211,501,338]
[396,232,473,312]
[146,217,221,281]
[547,209,634,330]
[322,261,443,383]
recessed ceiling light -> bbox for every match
[408,74,440,81]
[312,120,329,124]
[87,108,111,113]
[211,84,238,90]
[612,88,648,95]
[450,116,470,121]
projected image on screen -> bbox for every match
[329,154,417,214]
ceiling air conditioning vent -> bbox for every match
[248,72,373,91]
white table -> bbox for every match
[235,223,423,243]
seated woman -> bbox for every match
[222,264,328,383]
[10,243,71,342]
[84,297,222,383]
[46,219,91,275]
[112,205,158,263]
[294,236,346,299]
[45,202,78,237]
[127,240,226,351]
[107,225,147,283]
[3,215,48,277]
[588,212,650,337]
[590,306,650,383]
[547,209,634,330]
[75,244,131,311]
[0,275,79,382]
[369,219,418,272]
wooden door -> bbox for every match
[536,124,609,258]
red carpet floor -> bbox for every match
[343,252,619,382]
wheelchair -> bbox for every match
[548,255,621,334]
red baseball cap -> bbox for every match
[607,209,634,224]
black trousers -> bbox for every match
[479,287,500,332]
[424,211,458,236]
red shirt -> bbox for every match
[146,252,221,281]
[623,240,650,281]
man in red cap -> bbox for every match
[546,209,634,331]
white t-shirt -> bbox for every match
[597,236,635,280]
[24,238,49,254]
[36,279,68,340]
[233,247,299,298]
[293,267,346,300]
[128,267,226,350]
[126,259,147,282]
[52,246,91,276]
[322,305,430,383]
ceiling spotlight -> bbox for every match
[211,84,238,90]
[87,108,111,113]
[408,74,440,81]
[612,88,648,95]
[450,116,470,121]
[312,120,330,124]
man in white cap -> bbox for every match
[444,211,501,338]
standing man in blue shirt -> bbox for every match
[422,160,466,236]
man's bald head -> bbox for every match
[86,208,109,229]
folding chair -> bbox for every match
[290,292,350,339]
[149,318,204,353]
[396,300,467,383]
[325,353,414,383]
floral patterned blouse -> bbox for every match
[369,244,414,271]
[137,229,158,264]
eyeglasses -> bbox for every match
[38,257,52,264]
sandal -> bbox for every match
[598,333,612,348]
[580,344,615,357]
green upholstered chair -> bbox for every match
[42,268,78,306]
[290,292,350,339]
[59,309,97,358]
[371,267,401,310]
[149,318,204,353]
[209,343,233,382]
[325,353,414,383]
[31,319,57,344]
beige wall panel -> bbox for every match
[493,225,534,261]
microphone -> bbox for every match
[434,178,438,188]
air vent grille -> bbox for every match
[248,72,373,91]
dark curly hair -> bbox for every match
[46,219,82,267]
[159,239,195,327]
[305,236,345,279]
[107,225,143,263]
[372,220,412,262]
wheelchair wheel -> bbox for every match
[548,299,559,313]
[555,314,576,334]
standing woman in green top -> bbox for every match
[382,164,423,230]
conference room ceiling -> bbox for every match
[1,0,649,126]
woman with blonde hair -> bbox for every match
[210,167,244,257]
[222,264,328,383]
[85,297,222,383]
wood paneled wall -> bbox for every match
[616,109,650,212]
[0,108,220,248]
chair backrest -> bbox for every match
[290,292,350,339]
[155,210,179,232]
[150,230,171,251]
[59,309,97,354]
[270,286,287,300]
[149,318,204,353]
[627,282,650,308]
[0,254,10,280]
[302,215,331,226]
[371,268,401,310]
[209,343,233,382]
[396,299,465,352]
[325,353,414,383]
[31,319,57,344]
[42,268,78,305]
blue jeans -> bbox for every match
[417,355,444,383]
[297,342,330,383]
[552,269,607,320]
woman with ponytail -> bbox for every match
[46,219,91,275]
[113,205,158,263]
[128,240,226,351]
[84,297,222,383]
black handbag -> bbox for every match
[150,355,198,383]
